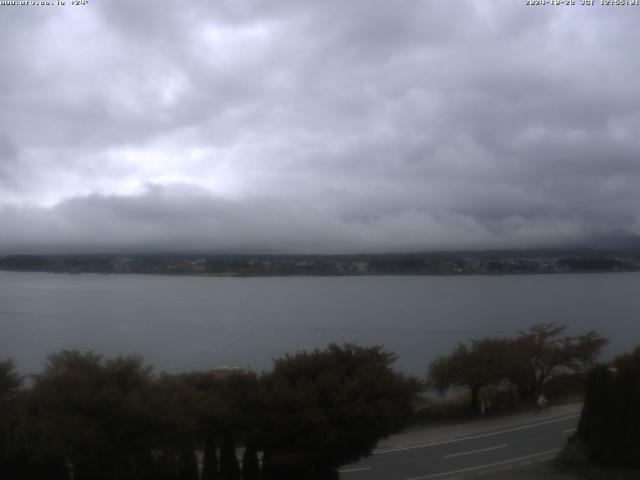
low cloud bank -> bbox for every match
[1,184,636,255]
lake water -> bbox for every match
[1,271,638,376]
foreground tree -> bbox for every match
[148,373,202,480]
[512,323,607,398]
[201,432,219,480]
[259,343,420,479]
[1,360,24,479]
[428,338,514,413]
[575,346,640,467]
[241,446,260,480]
[30,351,161,480]
[0,360,22,400]
[182,369,262,480]
[177,448,199,480]
[428,323,608,411]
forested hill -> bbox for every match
[1,251,640,276]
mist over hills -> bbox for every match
[2,234,640,277]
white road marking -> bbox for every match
[374,414,579,455]
[443,444,507,459]
[562,428,577,434]
[339,466,372,473]
[400,448,562,480]
[478,451,557,476]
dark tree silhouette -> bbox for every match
[428,323,608,411]
[241,446,260,480]
[219,432,241,480]
[258,343,419,479]
[0,359,22,399]
[183,368,262,480]
[30,351,159,480]
[428,338,513,413]
[1,359,23,478]
[177,448,199,480]
[576,346,640,467]
[512,323,607,398]
[3,344,420,480]
[202,432,219,480]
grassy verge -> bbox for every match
[409,388,584,428]
[410,390,473,426]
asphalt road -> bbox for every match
[340,413,580,480]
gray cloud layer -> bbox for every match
[1,1,639,253]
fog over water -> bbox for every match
[1,271,638,376]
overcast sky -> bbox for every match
[1,1,639,254]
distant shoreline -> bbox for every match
[1,252,639,278]
[2,268,640,279]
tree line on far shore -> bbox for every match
[0,323,614,480]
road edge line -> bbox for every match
[443,443,508,459]
[401,448,562,480]
[374,414,579,454]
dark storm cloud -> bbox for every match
[0,183,598,254]
[0,1,639,253]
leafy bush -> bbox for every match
[541,373,586,400]
[411,391,472,424]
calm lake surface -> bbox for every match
[1,271,639,376]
